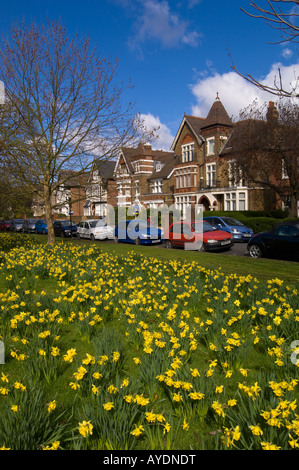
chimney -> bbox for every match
[266,101,278,124]
[143,142,152,155]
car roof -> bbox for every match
[274,219,299,228]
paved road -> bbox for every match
[220,241,249,257]
[73,235,250,257]
[155,239,249,257]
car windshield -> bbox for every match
[90,220,108,228]
[192,221,217,233]
[222,217,244,226]
[60,221,72,226]
[128,221,156,230]
[14,219,23,223]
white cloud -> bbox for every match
[282,48,293,59]
[128,0,200,50]
[140,113,174,150]
[190,62,299,120]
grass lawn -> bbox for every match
[0,233,298,451]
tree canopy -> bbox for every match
[0,20,150,243]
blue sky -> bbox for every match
[0,0,298,149]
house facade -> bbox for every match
[171,95,250,216]
[55,171,88,219]
[41,96,296,221]
[112,141,175,210]
[170,95,284,216]
[84,160,117,218]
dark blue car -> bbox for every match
[203,216,253,242]
[35,219,48,234]
[247,220,299,260]
[114,219,163,245]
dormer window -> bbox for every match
[182,143,194,162]
[207,137,215,156]
[155,161,163,172]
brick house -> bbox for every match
[113,141,175,210]
[84,160,117,217]
[55,170,89,220]
[51,97,298,221]
[171,94,279,215]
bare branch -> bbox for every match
[241,0,299,43]
[228,1,299,99]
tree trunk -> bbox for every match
[43,184,55,245]
[288,193,299,218]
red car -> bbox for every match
[164,220,234,252]
[0,220,11,231]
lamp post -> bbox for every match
[68,196,73,238]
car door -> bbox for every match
[117,221,127,241]
[272,224,299,258]
[83,222,90,238]
[54,222,61,235]
[170,222,184,247]
[181,223,195,246]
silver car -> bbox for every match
[23,219,38,233]
[10,219,24,232]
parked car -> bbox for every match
[0,220,11,231]
[4,220,11,232]
[10,219,24,232]
[164,220,234,252]
[203,216,253,242]
[77,219,114,241]
[35,219,48,235]
[23,219,38,233]
[53,220,77,237]
[247,220,299,260]
[114,219,163,245]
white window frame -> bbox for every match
[207,137,215,156]
[182,143,194,162]
[152,179,163,193]
[206,163,216,187]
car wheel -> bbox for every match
[197,241,206,252]
[249,244,263,258]
[134,237,141,245]
[164,240,173,249]
[90,234,95,242]
[60,230,65,238]
[114,236,119,243]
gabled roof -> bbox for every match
[147,152,175,180]
[219,118,264,156]
[94,159,116,178]
[171,96,233,150]
[115,142,174,176]
[170,115,205,151]
[57,170,89,187]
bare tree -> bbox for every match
[230,1,299,98]
[0,20,151,244]
[226,100,299,217]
